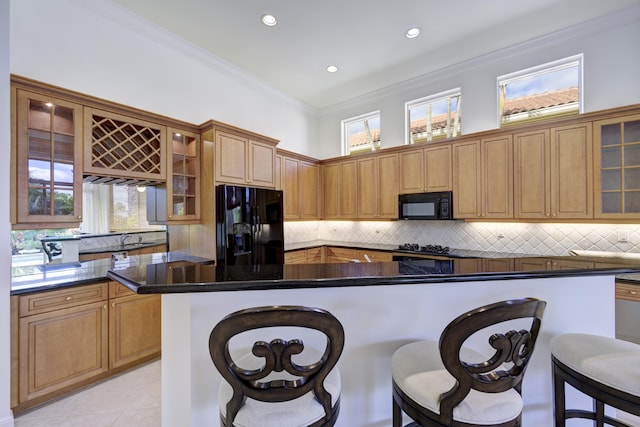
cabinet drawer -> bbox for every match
[616,282,640,302]
[306,247,324,263]
[109,281,136,299]
[284,250,307,264]
[19,283,109,317]
[357,250,392,262]
[326,247,358,262]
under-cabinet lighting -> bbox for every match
[326,65,338,73]
[45,102,53,107]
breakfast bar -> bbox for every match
[107,256,640,427]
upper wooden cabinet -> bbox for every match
[593,114,640,219]
[399,144,452,194]
[514,124,593,220]
[321,159,357,219]
[323,163,339,219]
[357,153,399,219]
[278,152,320,220]
[214,129,277,188]
[12,89,84,228]
[84,107,167,183]
[453,136,513,219]
[147,128,201,224]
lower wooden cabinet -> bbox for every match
[11,281,161,413]
[284,247,325,264]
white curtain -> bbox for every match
[81,183,111,234]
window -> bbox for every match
[342,111,381,155]
[406,89,461,144]
[110,185,162,232]
[498,55,582,126]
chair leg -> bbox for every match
[594,399,605,427]
[392,397,403,427]
[553,364,566,427]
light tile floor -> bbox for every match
[14,359,160,427]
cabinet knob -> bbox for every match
[112,302,116,307]
[103,304,107,310]
[78,215,82,219]
[66,296,72,301]
[631,291,638,295]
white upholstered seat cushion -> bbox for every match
[218,347,341,427]
[392,340,523,425]
[550,333,640,397]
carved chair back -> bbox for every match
[209,305,345,426]
[437,298,547,424]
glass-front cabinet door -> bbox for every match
[167,128,200,222]
[594,114,640,219]
[14,90,83,227]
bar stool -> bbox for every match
[209,305,344,427]
[550,333,640,427]
[392,298,546,426]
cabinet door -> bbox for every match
[425,144,452,192]
[15,90,83,227]
[481,135,513,218]
[299,161,319,219]
[323,163,339,219]
[215,131,248,185]
[550,123,593,219]
[377,153,399,218]
[339,161,358,218]
[109,294,161,369]
[284,249,307,264]
[399,149,425,194]
[275,155,283,191]
[19,301,108,402]
[452,140,481,218]
[514,130,550,219]
[166,128,200,223]
[594,114,640,219]
[357,157,377,218]
[249,140,275,188]
[283,157,299,219]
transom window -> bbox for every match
[498,55,582,126]
[406,89,461,144]
[342,111,381,155]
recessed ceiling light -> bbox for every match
[261,14,277,26]
[405,27,420,39]
[326,65,338,73]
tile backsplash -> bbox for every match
[284,221,640,255]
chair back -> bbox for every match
[438,298,546,423]
[209,305,344,425]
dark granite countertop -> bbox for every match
[10,252,213,295]
[106,256,640,295]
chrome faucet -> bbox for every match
[120,234,133,248]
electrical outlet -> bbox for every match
[617,231,629,243]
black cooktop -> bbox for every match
[397,243,450,255]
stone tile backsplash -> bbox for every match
[284,221,640,255]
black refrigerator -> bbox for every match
[216,184,284,266]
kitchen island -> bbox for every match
[106,257,640,427]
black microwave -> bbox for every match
[398,191,453,220]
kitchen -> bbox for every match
[3,1,640,427]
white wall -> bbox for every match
[315,5,640,159]
[9,0,318,156]
[1,0,14,424]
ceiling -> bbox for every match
[112,0,638,109]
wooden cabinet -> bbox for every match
[550,124,593,219]
[514,123,593,220]
[616,281,640,302]
[323,160,358,219]
[594,114,640,219]
[453,136,513,219]
[147,129,201,224]
[215,129,277,188]
[356,249,393,262]
[357,153,398,219]
[326,247,359,263]
[108,282,161,369]
[84,107,167,184]
[12,282,161,412]
[12,89,83,228]
[16,283,109,406]
[284,247,325,264]
[399,145,452,194]
[279,152,320,219]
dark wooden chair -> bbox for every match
[209,305,344,427]
[551,333,640,427]
[392,298,546,427]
